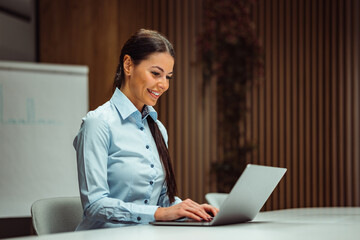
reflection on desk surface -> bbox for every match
[4,207,360,240]
[255,207,360,224]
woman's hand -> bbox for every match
[154,198,219,221]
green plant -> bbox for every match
[198,0,263,193]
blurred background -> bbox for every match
[0,0,359,238]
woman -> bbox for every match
[73,29,218,230]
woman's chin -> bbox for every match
[146,98,158,106]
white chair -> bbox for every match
[205,193,229,209]
[31,196,83,235]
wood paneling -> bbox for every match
[38,0,360,208]
[250,0,360,210]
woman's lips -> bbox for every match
[147,89,160,99]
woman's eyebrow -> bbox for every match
[151,66,164,72]
[151,66,173,75]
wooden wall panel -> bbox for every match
[39,0,359,209]
[250,0,360,210]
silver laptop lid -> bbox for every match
[211,164,287,225]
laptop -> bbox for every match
[150,164,287,226]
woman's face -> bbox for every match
[121,52,174,111]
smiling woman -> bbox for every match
[72,29,218,231]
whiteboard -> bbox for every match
[0,61,88,217]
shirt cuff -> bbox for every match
[171,197,182,206]
[131,205,160,223]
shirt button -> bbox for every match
[137,216,141,221]
[146,145,149,149]
[150,164,154,168]
[140,127,144,131]
[150,181,153,185]
[144,199,148,204]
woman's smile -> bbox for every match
[147,89,161,99]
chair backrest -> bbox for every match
[31,196,83,235]
[205,193,229,209]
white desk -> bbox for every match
[7,208,360,240]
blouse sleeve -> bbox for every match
[73,116,159,224]
[157,182,182,207]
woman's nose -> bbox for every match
[158,77,169,90]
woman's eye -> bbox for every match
[152,71,160,76]
[166,76,173,80]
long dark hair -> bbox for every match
[114,29,177,203]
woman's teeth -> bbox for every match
[148,89,160,96]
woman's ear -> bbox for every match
[123,55,132,77]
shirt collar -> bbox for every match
[110,88,158,121]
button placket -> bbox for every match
[142,120,157,206]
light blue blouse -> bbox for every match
[73,88,181,230]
